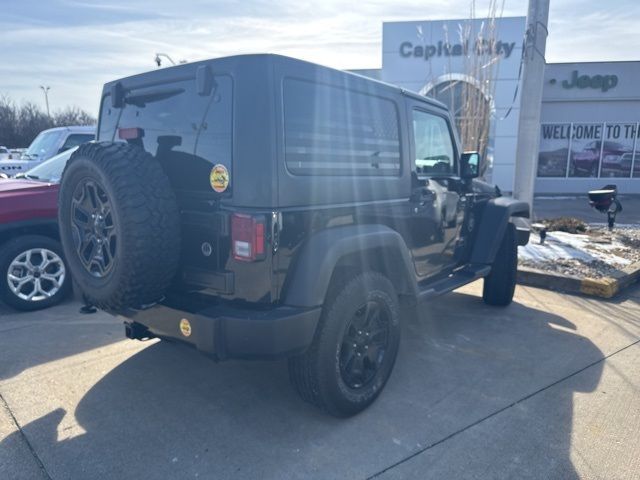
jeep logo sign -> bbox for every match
[550,70,619,92]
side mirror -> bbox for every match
[461,151,481,179]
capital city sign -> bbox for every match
[549,70,619,92]
[399,39,516,60]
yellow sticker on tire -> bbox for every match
[179,318,192,337]
[210,164,229,193]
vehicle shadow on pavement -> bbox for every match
[0,299,123,382]
[1,291,604,480]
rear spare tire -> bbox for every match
[58,142,180,310]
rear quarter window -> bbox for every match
[283,79,401,176]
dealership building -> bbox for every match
[353,17,640,194]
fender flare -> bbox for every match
[470,197,530,265]
[283,224,417,308]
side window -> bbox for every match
[284,79,401,176]
[61,134,94,151]
[412,110,456,175]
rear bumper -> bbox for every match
[116,296,321,361]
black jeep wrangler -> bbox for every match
[58,54,529,416]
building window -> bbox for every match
[568,124,604,178]
[538,124,571,177]
[538,122,640,180]
[601,124,636,178]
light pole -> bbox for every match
[512,0,550,211]
[39,85,51,118]
[154,53,187,68]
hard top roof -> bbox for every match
[103,53,448,110]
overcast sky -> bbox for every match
[1,0,638,115]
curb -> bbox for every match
[517,261,640,299]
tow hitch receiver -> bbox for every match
[124,322,153,341]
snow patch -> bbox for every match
[519,231,632,267]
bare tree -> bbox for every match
[54,107,96,127]
[0,95,95,148]
[0,95,19,147]
[426,0,506,168]
[17,101,54,146]
[461,0,504,160]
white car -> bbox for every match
[0,146,10,161]
[20,125,95,161]
[10,148,26,158]
[0,126,94,176]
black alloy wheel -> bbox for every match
[339,300,391,389]
[288,271,401,417]
[71,178,117,278]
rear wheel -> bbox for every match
[288,271,401,417]
[0,235,71,311]
[482,223,517,306]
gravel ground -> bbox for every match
[519,226,640,279]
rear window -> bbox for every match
[61,133,94,151]
[283,79,401,176]
[100,74,232,193]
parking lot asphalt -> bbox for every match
[533,194,640,225]
[1,282,639,480]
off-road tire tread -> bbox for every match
[59,142,180,310]
[288,271,400,416]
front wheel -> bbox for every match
[0,235,71,311]
[482,223,517,306]
[288,271,401,417]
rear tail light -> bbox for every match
[231,213,266,261]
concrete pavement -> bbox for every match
[1,282,639,479]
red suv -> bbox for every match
[0,148,76,310]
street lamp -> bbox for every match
[39,85,51,118]
[154,53,187,68]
